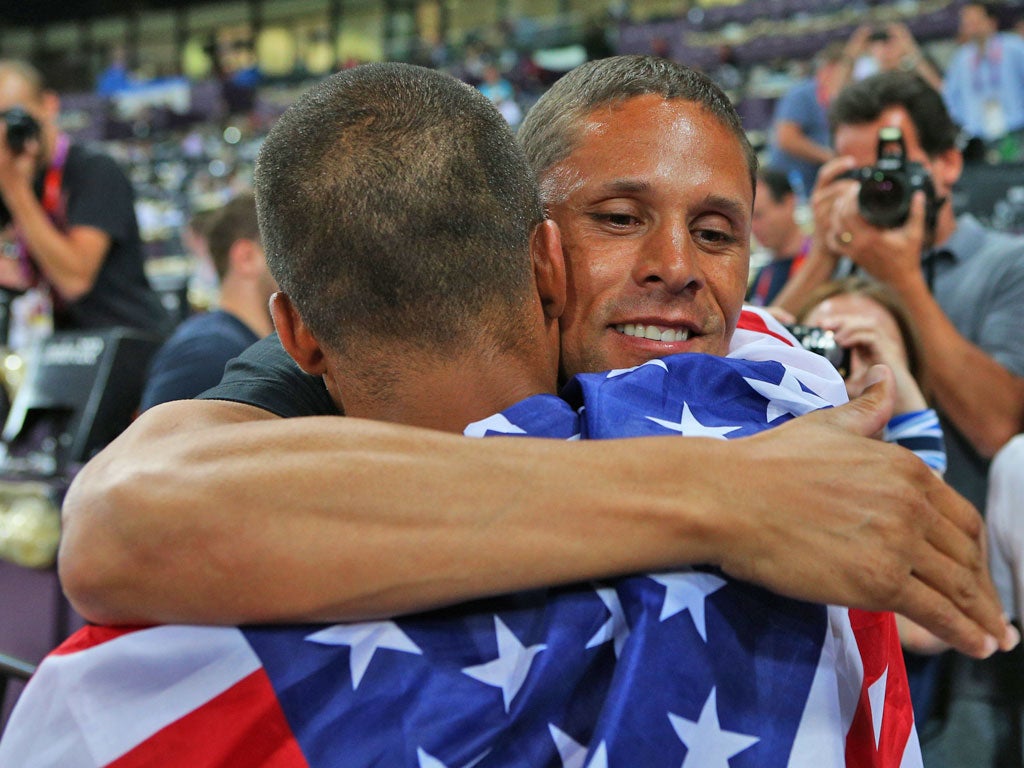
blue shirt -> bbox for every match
[767,78,830,198]
[140,309,260,411]
[943,33,1024,139]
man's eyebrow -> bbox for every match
[700,194,751,223]
[599,179,652,195]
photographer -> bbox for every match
[773,71,1024,767]
[0,60,169,337]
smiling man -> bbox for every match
[58,58,1009,667]
[532,93,751,374]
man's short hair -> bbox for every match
[0,59,44,99]
[206,192,259,280]
[757,168,794,203]
[517,55,757,200]
[829,71,959,157]
[254,62,543,357]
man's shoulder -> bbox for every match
[160,311,258,355]
[953,215,1024,262]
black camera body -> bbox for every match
[2,108,40,156]
[786,324,851,379]
[839,126,937,229]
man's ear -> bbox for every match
[933,147,964,191]
[227,238,263,277]
[531,218,566,321]
[270,291,328,375]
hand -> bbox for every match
[0,130,40,198]
[827,186,928,290]
[886,23,921,60]
[844,25,873,61]
[809,155,859,260]
[896,614,951,655]
[719,366,1018,659]
[813,312,927,413]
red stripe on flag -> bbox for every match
[50,625,154,656]
[107,668,310,768]
[845,609,916,768]
[737,309,795,346]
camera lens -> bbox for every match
[3,108,41,155]
[858,171,909,228]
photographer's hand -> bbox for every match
[0,130,38,200]
[830,188,928,291]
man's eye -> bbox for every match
[695,228,735,244]
[593,213,639,227]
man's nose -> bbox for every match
[634,222,705,294]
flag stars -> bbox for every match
[650,571,727,642]
[648,403,742,439]
[305,621,422,690]
[586,586,630,658]
[669,688,759,768]
[462,616,546,712]
[742,366,831,422]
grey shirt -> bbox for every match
[926,214,1024,510]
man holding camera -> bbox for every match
[0,60,169,337]
[774,70,1024,768]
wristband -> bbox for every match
[883,409,946,474]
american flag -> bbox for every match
[0,308,920,767]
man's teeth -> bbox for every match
[615,323,691,342]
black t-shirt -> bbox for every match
[50,144,170,335]
[198,333,339,418]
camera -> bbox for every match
[838,126,937,229]
[786,324,850,379]
[2,108,40,155]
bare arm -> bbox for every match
[772,156,857,314]
[59,372,1014,659]
[774,120,835,166]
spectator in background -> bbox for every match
[849,23,944,91]
[747,167,810,306]
[773,70,1024,767]
[95,46,134,97]
[766,41,850,199]
[987,434,1024,626]
[140,192,273,410]
[0,60,170,336]
[477,63,522,127]
[944,2,1024,160]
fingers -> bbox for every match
[895,577,1009,659]
[811,364,895,437]
[907,474,1018,655]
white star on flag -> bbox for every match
[647,403,742,439]
[305,621,422,690]
[743,366,832,422]
[606,359,668,379]
[462,616,546,712]
[464,413,527,437]
[649,572,727,642]
[549,724,588,768]
[586,585,629,657]
[869,666,888,748]
[585,741,609,768]
[669,688,759,768]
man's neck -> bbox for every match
[218,278,273,338]
[340,348,558,434]
[773,228,806,262]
